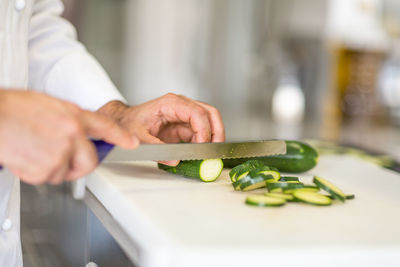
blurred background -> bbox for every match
[61,0,400,151]
[22,0,400,266]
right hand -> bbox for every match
[0,90,139,185]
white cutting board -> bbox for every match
[86,155,400,267]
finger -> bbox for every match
[48,162,70,185]
[196,101,225,142]
[158,124,194,143]
[170,96,212,143]
[80,111,139,149]
[134,127,180,166]
[65,137,98,181]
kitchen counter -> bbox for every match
[85,153,400,267]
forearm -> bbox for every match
[29,0,126,111]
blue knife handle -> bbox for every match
[91,139,115,162]
[0,139,114,171]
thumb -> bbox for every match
[80,110,139,149]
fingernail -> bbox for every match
[159,160,180,166]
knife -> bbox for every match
[0,140,286,170]
[93,139,286,162]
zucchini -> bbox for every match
[269,188,283,193]
[267,182,304,192]
[240,177,268,191]
[313,176,346,202]
[232,176,252,190]
[245,195,286,207]
[223,140,319,173]
[283,185,319,194]
[264,192,295,201]
[158,159,223,182]
[293,189,332,206]
[279,176,299,182]
[240,174,274,191]
[229,160,265,182]
[253,168,280,181]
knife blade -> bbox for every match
[93,139,286,162]
[0,140,286,171]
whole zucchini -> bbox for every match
[223,140,318,173]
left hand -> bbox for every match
[97,93,225,165]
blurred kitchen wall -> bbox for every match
[61,0,400,140]
[62,0,328,120]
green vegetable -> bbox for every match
[223,140,319,173]
[229,160,265,182]
[264,192,295,201]
[267,182,304,192]
[158,159,223,182]
[313,176,346,202]
[292,189,332,206]
[279,176,300,182]
[240,176,270,191]
[245,195,286,207]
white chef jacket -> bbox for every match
[0,0,126,266]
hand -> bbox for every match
[98,93,225,165]
[0,90,138,185]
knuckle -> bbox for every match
[63,119,82,136]
[209,106,220,115]
[67,103,83,114]
[195,106,208,116]
[164,92,177,98]
[162,93,179,102]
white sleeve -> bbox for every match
[28,0,126,111]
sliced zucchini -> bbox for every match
[293,189,332,206]
[267,182,304,192]
[250,167,280,181]
[236,171,249,181]
[245,195,286,207]
[279,176,299,182]
[158,159,223,182]
[229,159,265,182]
[230,172,237,182]
[232,176,252,190]
[269,188,283,193]
[264,192,295,201]
[313,176,346,202]
[240,176,270,191]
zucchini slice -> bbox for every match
[158,159,223,182]
[264,192,295,201]
[269,188,283,193]
[267,182,304,192]
[293,190,332,206]
[252,168,280,181]
[240,175,272,192]
[229,160,265,182]
[232,176,251,190]
[279,176,299,182]
[313,176,346,202]
[245,195,286,207]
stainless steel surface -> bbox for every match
[84,190,140,266]
[21,183,135,267]
[104,140,286,162]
